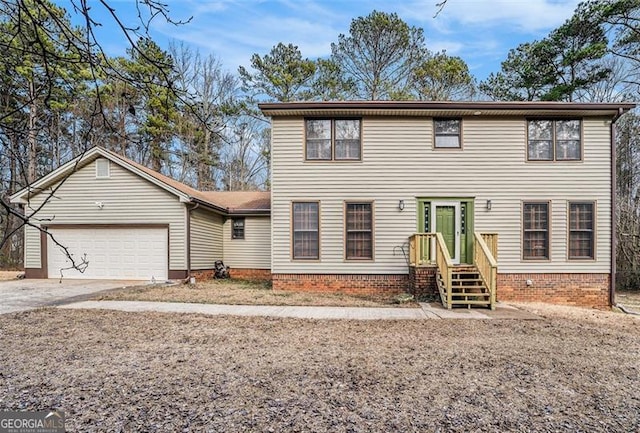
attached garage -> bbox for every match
[10,146,271,281]
[47,226,168,280]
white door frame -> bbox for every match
[430,201,461,264]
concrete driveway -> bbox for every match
[0,279,147,315]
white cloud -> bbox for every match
[407,0,580,33]
[428,40,464,54]
[144,0,583,81]
[153,1,344,71]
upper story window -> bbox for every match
[434,118,462,148]
[523,202,550,260]
[527,119,582,161]
[95,159,110,178]
[232,218,245,239]
[305,119,361,161]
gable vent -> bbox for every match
[95,158,110,178]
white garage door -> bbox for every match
[47,227,168,280]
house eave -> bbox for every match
[227,209,271,216]
[259,101,636,119]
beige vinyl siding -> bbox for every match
[271,117,611,274]
[24,158,187,270]
[190,208,223,269]
[223,216,270,269]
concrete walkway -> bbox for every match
[0,279,147,315]
[59,300,540,320]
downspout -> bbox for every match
[186,201,200,283]
[610,108,624,307]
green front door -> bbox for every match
[418,198,474,264]
[436,205,456,260]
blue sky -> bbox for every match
[76,0,582,82]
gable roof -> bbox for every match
[10,146,270,215]
[259,101,636,119]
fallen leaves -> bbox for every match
[0,307,638,432]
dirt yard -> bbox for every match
[0,305,638,432]
[97,279,419,307]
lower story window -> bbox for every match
[569,202,595,259]
[346,202,373,260]
[523,202,549,260]
[292,202,319,260]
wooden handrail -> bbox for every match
[474,232,498,310]
[408,233,435,266]
[434,232,454,309]
[481,233,499,259]
[408,232,455,308]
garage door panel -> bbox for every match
[47,227,168,280]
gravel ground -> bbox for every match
[0,305,638,432]
[97,279,419,308]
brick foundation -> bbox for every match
[268,270,610,308]
[272,273,409,296]
[230,268,271,281]
[497,273,610,307]
[409,266,438,298]
[191,269,215,280]
[191,268,271,281]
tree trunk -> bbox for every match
[150,141,162,172]
[27,78,38,184]
[197,129,212,190]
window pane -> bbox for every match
[435,135,460,148]
[556,140,580,160]
[524,232,548,259]
[293,232,319,259]
[347,203,372,231]
[293,203,319,230]
[306,119,332,160]
[556,120,580,140]
[335,140,360,160]
[569,232,593,259]
[335,119,360,140]
[347,232,372,259]
[528,120,552,140]
[528,120,553,161]
[523,203,548,230]
[570,203,593,230]
[306,119,331,139]
[293,202,319,259]
[306,140,331,160]
[435,119,460,135]
[335,120,361,160]
[346,203,373,259]
[528,140,553,160]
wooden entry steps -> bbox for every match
[437,265,492,309]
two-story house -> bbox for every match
[259,101,635,308]
[12,100,635,309]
